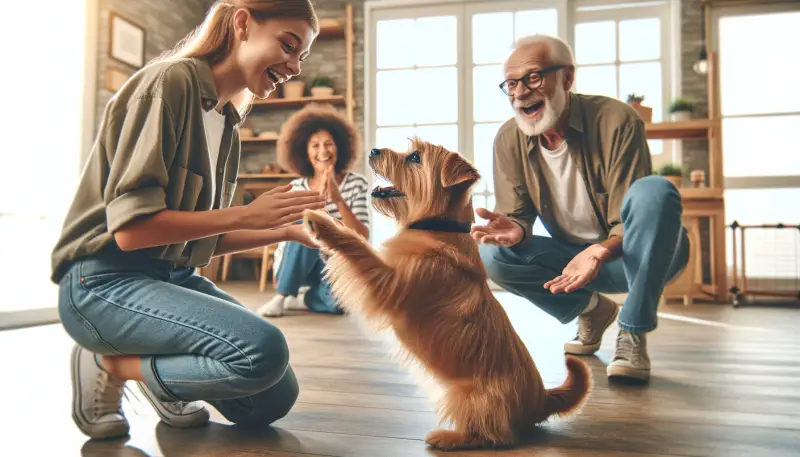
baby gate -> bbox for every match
[728,221,800,307]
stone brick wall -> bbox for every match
[95,0,215,130]
[240,0,366,176]
[680,0,712,283]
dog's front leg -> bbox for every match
[302,210,407,314]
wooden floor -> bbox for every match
[2,281,800,457]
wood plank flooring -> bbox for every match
[2,281,799,457]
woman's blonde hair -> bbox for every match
[155,0,319,118]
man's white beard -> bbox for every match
[513,87,567,137]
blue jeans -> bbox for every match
[480,175,690,333]
[276,241,343,314]
[57,245,298,425]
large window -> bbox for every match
[0,0,92,314]
[366,0,676,245]
[714,5,800,287]
[572,1,673,162]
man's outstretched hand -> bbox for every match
[471,208,524,247]
[544,243,612,294]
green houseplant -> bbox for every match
[626,93,652,123]
[310,75,334,98]
[669,98,695,121]
[656,163,684,188]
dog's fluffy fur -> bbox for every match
[302,138,591,451]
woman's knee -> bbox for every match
[234,318,291,393]
[217,365,300,426]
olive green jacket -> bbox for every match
[51,57,242,283]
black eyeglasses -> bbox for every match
[499,65,566,96]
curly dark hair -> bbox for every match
[277,103,361,177]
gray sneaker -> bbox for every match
[607,329,651,382]
[135,381,210,428]
[70,345,129,440]
[564,294,620,355]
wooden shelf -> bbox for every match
[238,173,298,179]
[680,187,724,201]
[645,119,718,140]
[252,95,346,109]
[241,137,277,144]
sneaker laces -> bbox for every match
[92,370,126,416]
[613,331,641,364]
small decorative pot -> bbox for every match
[283,81,305,99]
[664,175,682,188]
[629,102,653,123]
[671,110,691,122]
[310,86,334,98]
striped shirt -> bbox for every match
[273,171,371,268]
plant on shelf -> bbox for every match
[655,163,684,188]
[626,93,652,123]
[669,98,695,122]
[310,75,334,98]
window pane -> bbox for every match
[416,124,459,152]
[473,195,487,222]
[473,12,513,65]
[719,11,800,116]
[619,61,662,123]
[375,126,415,152]
[371,211,400,247]
[574,21,615,65]
[376,19,415,69]
[376,69,415,126]
[514,9,558,40]
[414,16,458,67]
[376,68,458,126]
[473,64,513,123]
[723,115,800,178]
[473,122,503,193]
[415,67,458,124]
[725,188,800,281]
[575,65,616,98]
[619,18,660,62]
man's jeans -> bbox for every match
[276,241,343,314]
[58,245,298,425]
[479,175,690,333]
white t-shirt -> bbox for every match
[538,138,605,245]
[202,107,226,205]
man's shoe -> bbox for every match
[135,382,210,428]
[71,345,130,440]
[564,294,619,355]
[607,329,651,382]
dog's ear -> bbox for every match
[440,153,480,188]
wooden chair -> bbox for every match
[220,245,277,292]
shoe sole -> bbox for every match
[70,345,130,440]
[564,302,620,355]
[607,364,650,383]
[135,381,210,428]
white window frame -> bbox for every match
[364,0,680,244]
[710,0,800,192]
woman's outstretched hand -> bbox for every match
[241,184,325,230]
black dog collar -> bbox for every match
[408,218,471,234]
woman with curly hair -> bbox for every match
[258,103,370,317]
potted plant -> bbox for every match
[626,93,652,123]
[310,76,335,98]
[656,163,684,188]
[283,79,305,99]
[669,98,695,122]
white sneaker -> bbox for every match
[607,329,651,382]
[258,295,286,317]
[70,345,129,440]
[283,291,307,311]
[135,381,209,428]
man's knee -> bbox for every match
[624,175,682,217]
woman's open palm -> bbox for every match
[244,184,325,230]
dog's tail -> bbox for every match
[543,355,592,419]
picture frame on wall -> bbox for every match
[108,12,145,69]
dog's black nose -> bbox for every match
[369,148,381,157]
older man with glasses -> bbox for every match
[471,34,690,384]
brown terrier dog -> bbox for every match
[301,138,591,451]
